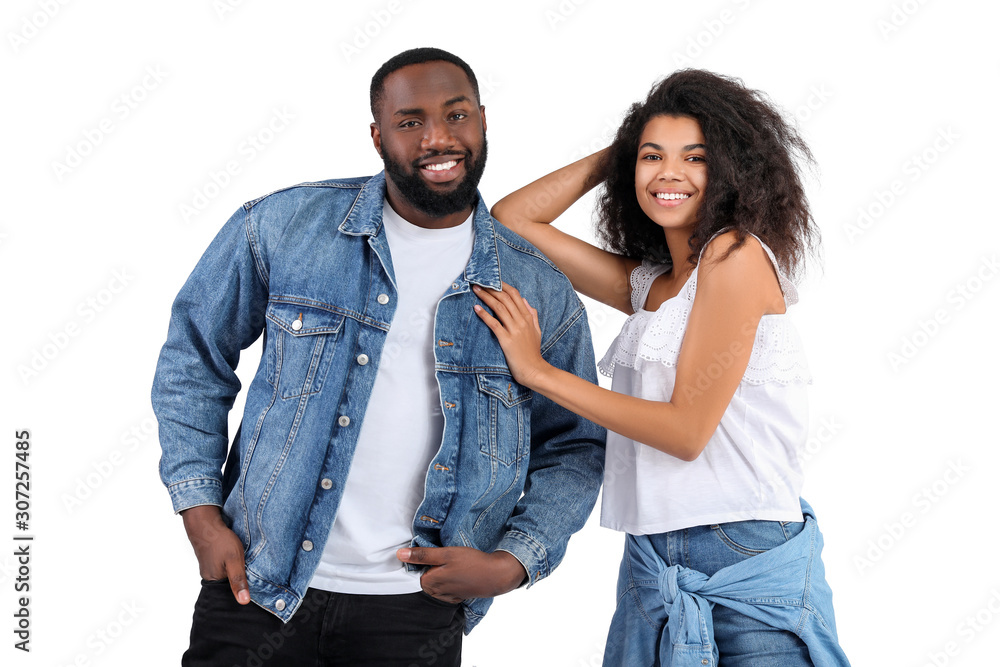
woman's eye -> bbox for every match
[641,154,661,161]
[687,155,706,162]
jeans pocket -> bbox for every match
[200,577,231,586]
[416,591,463,609]
[476,373,531,466]
[711,520,794,556]
[265,300,345,399]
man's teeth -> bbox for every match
[423,161,458,171]
[655,193,690,200]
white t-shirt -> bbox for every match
[309,200,474,594]
[599,235,811,535]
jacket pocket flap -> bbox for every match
[476,373,531,407]
[266,301,345,336]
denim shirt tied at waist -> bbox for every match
[152,172,606,632]
[628,500,850,666]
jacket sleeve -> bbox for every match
[151,205,269,513]
[495,301,606,586]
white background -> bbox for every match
[2,1,998,665]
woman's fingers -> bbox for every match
[524,298,541,333]
[473,283,542,346]
[473,285,521,325]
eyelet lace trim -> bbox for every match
[600,238,811,385]
[630,260,671,314]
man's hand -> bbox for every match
[181,505,250,605]
[396,547,528,604]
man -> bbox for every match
[153,47,605,665]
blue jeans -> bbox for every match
[603,520,812,667]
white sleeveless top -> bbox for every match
[599,235,812,535]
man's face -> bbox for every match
[371,61,487,220]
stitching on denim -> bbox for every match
[500,530,549,580]
[801,517,817,611]
[711,524,770,556]
[539,302,586,356]
[242,362,279,563]
[244,207,271,289]
[268,294,388,332]
[623,541,660,631]
[244,179,367,209]
[494,231,560,273]
[253,382,313,557]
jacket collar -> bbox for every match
[339,171,502,291]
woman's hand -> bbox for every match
[473,282,551,389]
[489,149,637,314]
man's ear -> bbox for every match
[370,122,382,158]
[480,106,487,134]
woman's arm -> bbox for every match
[474,233,786,461]
[491,149,638,314]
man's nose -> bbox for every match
[421,119,456,152]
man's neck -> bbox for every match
[383,185,473,230]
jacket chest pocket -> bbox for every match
[265,301,345,399]
[476,373,532,466]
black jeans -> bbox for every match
[182,580,464,667]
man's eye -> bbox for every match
[450,113,467,121]
[400,120,420,128]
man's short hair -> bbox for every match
[370,47,480,124]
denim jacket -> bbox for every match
[152,172,606,631]
[624,500,850,666]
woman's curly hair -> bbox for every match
[596,69,818,277]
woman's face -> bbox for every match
[633,114,707,234]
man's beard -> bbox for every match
[381,136,488,217]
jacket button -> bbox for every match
[321,478,333,490]
[377,293,389,305]
[451,282,459,289]
[302,540,314,552]
[275,599,285,611]
[291,320,302,331]
[356,353,369,365]
[338,415,351,427]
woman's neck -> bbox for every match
[663,227,696,275]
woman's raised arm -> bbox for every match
[491,148,638,314]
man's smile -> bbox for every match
[417,155,466,183]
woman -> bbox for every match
[473,70,850,665]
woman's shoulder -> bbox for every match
[696,230,795,309]
[698,230,769,271]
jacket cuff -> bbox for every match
[167,478,223,514]
[496,530,549,588]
